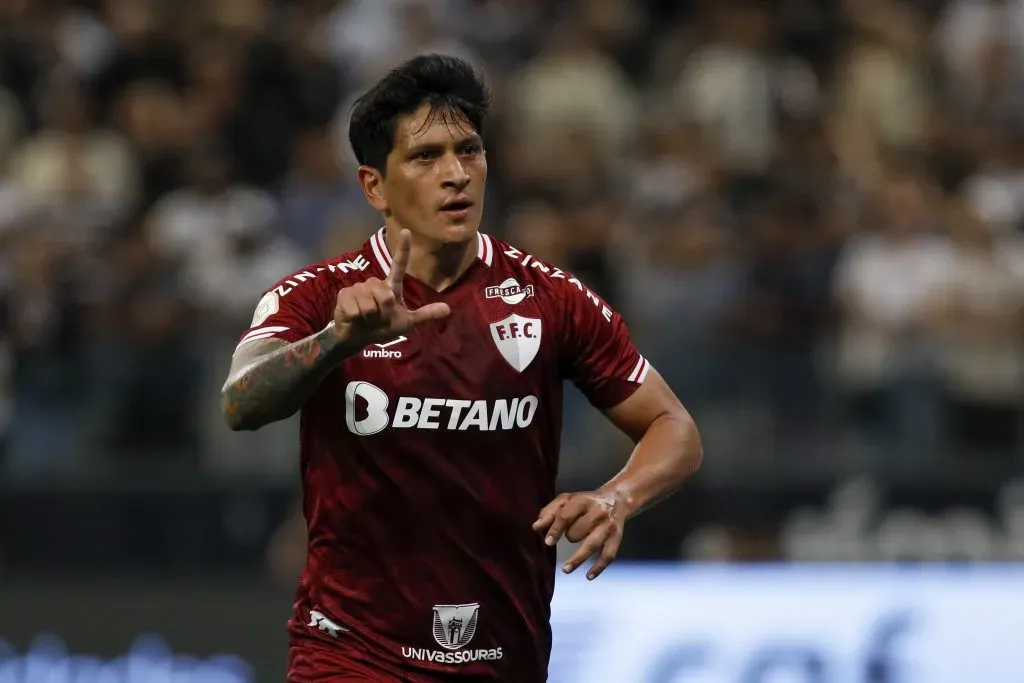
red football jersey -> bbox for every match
[237,228,652,681]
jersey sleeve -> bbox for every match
[236,271,333,350]
[557,272,651,409]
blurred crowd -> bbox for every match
[0,0,1022,487]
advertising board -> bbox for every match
[2,566,1023,682]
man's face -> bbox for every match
[361,104,487,244]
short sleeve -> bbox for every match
[236,273,331,350]
[558,273,650,409]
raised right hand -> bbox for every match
[332,229,451,347]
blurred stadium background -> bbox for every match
[1,0,1023,680]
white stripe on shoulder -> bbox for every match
[242,325,289,343]
[370,227,391,275]
[236,331,280,349]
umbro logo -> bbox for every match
[485,278,534,305]
[362,336,406,359]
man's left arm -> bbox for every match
[597,368,702,516]
[533,272,702,579]
[533,372,701,579]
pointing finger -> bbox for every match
[386,229,412,293]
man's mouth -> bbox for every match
[440,197,473,214]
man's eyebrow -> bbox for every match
[407,135,482,153]
[406,141,444,156]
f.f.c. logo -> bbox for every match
[489,314,541,372]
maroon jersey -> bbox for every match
[237,228,652,681]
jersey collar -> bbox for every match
[369,227,494,276]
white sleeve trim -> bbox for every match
[241,325,289,342]
[628,355,651,383]
[236,325,290,349]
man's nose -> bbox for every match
[439,154,470,190]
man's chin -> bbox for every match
[435,220,480,243]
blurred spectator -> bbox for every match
[831,0,931,187]
[932,201,1024,453]
[279,126,372,259]
[730,197,832,432]
[147,141,283,322]
[937,0,1024,97]
[91,0,186,126]
[832,172,949,465]
[89,224,201,461]
[624,121,716,215]
[449,0,545,71]
[1,216,88,479]
[507,20,638,157]
[674,0,820,177]
[113,79,190,207]
[623,200,743,409]
[962,130,1024,232]
[8,73,137,241]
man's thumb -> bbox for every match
[408,302,451,326]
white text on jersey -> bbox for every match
[272,255,371,298]
[402,647,503,665]
[362,336,407,358]
[501,246,613,322]
[345,382,538,435]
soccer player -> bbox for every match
[221,54,702,682]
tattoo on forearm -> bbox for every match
[283,338,322,367]
[221,328,342,430]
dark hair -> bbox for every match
[348,54,491,172]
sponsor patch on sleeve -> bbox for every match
[251,291,279,327]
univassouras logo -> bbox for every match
[401,646,503,664]
[401,603,504,665]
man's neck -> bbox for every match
[385,225,478,291]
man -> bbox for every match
[222,54,702,682]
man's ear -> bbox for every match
[357,166,388,213]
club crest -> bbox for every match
[432,603,479,650]
[489,314,541,372]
